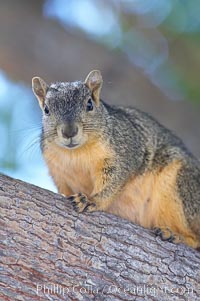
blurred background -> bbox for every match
[0,0,200,192]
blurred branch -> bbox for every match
[0,0,200,158]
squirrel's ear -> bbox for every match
[32,77,48,109]
[84,70,103,105]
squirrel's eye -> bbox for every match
[86,98,93,112]
[44,105,50,115]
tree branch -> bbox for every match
[0,174,200,300]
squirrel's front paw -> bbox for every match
[67,193,96,213]
[153,227,182,244]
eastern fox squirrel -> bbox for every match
[32,70,200,249]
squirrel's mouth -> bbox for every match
[60,141,80,149]
[56,138,81,150]
[55,129,87,150]
[66,141,79,149]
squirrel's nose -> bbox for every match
[61,123,78,139]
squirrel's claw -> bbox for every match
[68,193,96,213]
[153,227,182,244]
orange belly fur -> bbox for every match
[43,139,112,196]
[44,143,198,247]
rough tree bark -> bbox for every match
[0,174,200,301]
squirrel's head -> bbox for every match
[32,70,104,150]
